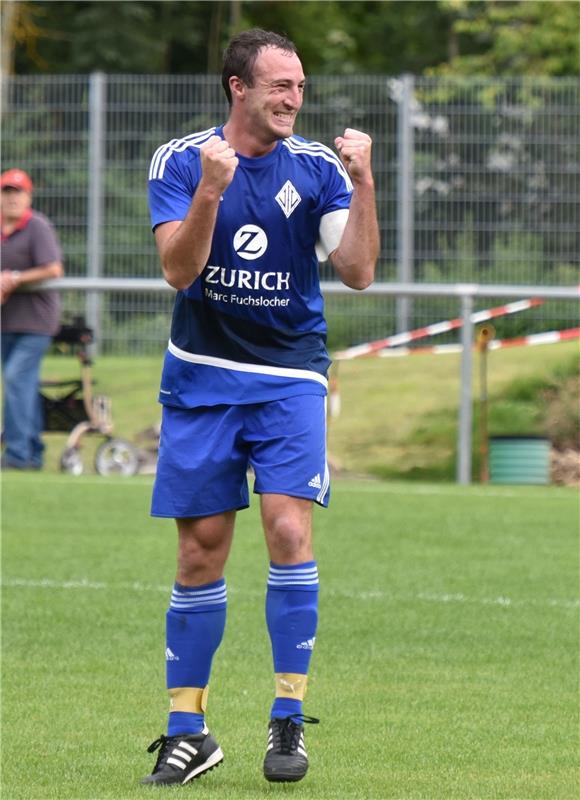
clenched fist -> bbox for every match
[200,135,239,194]
[334,128,373,183]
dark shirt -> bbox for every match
[1,211,62,336]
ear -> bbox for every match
[229,76,245,102]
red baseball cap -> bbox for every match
[0,168,33,193]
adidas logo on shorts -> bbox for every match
[308,473,322,489]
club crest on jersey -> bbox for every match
[275,180,302,219]
[233,224,268,260]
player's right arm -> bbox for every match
[155,136,238,290]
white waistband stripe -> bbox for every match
[168,341,328,389]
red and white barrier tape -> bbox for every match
[334,297,544,361]
[376,327,580,358]
[327,327,578,417]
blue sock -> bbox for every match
[166,578,227,736]
[266,562,319,720]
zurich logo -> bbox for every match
[233,224,268,260]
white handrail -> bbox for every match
[35,277,580,300]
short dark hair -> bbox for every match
[221,28,298,105]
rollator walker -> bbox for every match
[40,319,141,476]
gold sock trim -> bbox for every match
[168,685,209,714]
[275,673,308,701]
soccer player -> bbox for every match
[143,28,379,786]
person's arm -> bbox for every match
[155,136,238,290]
[1,261,63,304]
[329,128,380,290]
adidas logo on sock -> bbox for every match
[296,637,316,650]
[165,647,179,661]
[308,473,322,489]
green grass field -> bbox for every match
[37,340,578,479]
[2,475,578,799]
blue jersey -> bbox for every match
[148,125,352,408]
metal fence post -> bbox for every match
[396,73,414,333]
[87,71,106,354]
[457,291,475,484]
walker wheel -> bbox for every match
[60,447,84,476]
[94,438,140,477]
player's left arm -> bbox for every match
[329,128,379,290]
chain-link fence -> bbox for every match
[2,74,579,353]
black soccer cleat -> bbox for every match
[263,714,319,783]
[141,727,223,786]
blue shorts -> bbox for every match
[151,395,330,518]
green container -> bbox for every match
[489,436,551,485]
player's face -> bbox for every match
[242,47,305,143]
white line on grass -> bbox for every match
[335,483,574,499]
[2,577,578,609]
[2,475,573,500]
[417,591,580,610]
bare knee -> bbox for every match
[176,513,234,585]
[177,536,217,583]
[262,497,313,564]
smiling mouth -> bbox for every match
[273,112,294,125]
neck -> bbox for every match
[1,208,32,234]
[222,119,278,158]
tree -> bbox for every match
[432,0,580,77]
[9,1,217,74]
[7,1,580,77]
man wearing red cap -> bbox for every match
[1,168,64,470]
